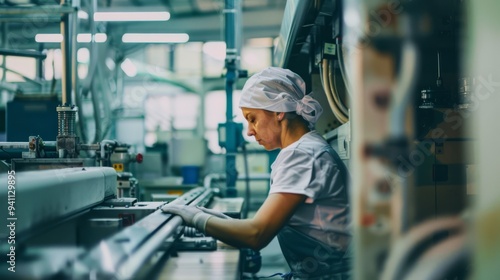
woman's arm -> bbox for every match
[205,192,306,250]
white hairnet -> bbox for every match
[239,67,323,129]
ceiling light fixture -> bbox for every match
[120,58,137,77]
[122,33,189,43]
[94,11,170,22]
[35,34,63,43]
[78,11,89,20]
[35,33,108,43]
[77,33,108,43]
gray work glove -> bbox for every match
[195,206,233,220]
[161,204,212,233]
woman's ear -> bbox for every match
[277,112,285,121]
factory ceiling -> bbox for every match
[108,0,285,14]
[1,0,287,49]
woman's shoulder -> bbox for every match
[293,131,330,152]
[274,131,332,164]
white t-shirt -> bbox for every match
[270,131,351,249]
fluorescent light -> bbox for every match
[78,11,89,20]
[122,33,189,43]
[94,11,170,22]
[105,58,116,70]
[120,58,137,77]
[35,33,107,43]
[77,48,90,63]
[77,33,107,43]
[35,34,63,43]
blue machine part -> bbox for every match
[6,96,59,141]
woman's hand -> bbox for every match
[196,206,233,219]
[161,204,212,233]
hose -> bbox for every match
[336,38,352,97]
[320,59,348,123]
[327,59,349,116]
[331,60,349,113]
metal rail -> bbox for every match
[69,187,214,280]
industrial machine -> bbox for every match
[0,1,252,278]
[0,169,245,280]
[274,0,472,279]
[0,127,143,199]
[0,102,248,279]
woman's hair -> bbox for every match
[283,111,309,129]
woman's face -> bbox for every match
[241,107,282,150]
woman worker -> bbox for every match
[162,67,351,279]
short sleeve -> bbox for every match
[269,148,315,198]
[270,145,346,204]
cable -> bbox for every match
[320,59,346,123]
[332,60,349,112]
[243,271,293,279]
[321,59,348,123]
[331,59,350,114]
[336,38,352,97]
[327,59,349,116]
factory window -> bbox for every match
[203,41,226,77]
[145,44,171,70]
[1,55,37,82]
[172,94,199,129]
[41,48,92,81]
[145,95,172,132]
[204,90,255,153]
[202,38,273,78]
[44,49,63,80]
[77,48,90,79]
[174,42,203,76]
[144,93,200,146]
[241,37,273,75]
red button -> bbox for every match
[136,153,143,163]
